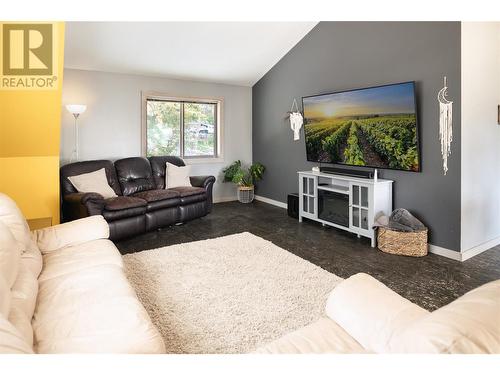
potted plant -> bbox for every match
[222,160,265,203]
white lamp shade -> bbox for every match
[66,104,87,115]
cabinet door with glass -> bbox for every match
[349,183,371,235]
[299,175,317,220]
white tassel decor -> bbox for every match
[288,98,303,141]
[438,77,453,175]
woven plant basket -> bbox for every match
[377,227,428,257]
[237,185,255,203]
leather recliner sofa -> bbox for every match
[60,156,216,241]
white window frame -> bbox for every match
[141,91,224,164]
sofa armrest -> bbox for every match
[190,175,216,212]
[190,175,215,190]
[63,192,106,220]
[33,215,110,254]
[325,273,429,353]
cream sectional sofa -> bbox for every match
[257,273,500,354]
[0,193,165,354]
[1,191,498,354]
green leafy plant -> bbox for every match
[223,160,266,187]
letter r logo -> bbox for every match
[2,24,53,75]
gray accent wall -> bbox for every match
[252,22,461,251]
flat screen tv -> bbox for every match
[302,81,420,172]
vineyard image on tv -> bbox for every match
[303,82,420,172]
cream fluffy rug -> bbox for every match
[123,232,341,353]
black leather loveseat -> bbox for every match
[60,156,215,241]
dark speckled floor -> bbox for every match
[116,201,500,311]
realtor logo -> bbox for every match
[1,22,59,90]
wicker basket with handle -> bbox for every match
[377,227,428,257]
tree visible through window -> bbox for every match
[146,98,218,158]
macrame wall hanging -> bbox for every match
[288,98,303,141]
[438,76,453,175]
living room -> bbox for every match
[1,1,499,373]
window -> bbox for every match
[143,93,222,160]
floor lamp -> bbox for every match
[66,104,87,162]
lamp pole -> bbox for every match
[72,112,80,162]
[66,104,87,163]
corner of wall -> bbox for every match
[460,22,500,255]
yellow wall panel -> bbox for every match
[0,156,60,223]
[0,22,65,224]
[0,91,62,157]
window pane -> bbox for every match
[146,100,181,156]
[183,102,216,157]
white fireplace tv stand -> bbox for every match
[298,170,393,247]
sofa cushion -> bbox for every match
[8,305,33,347]
[167,187,206,206]
[0,193,39,255]
[0,223,37,347]
[325,273,429,353]
[145,198,182,212]
[105,196,147,211]
[21,246,43,279]
[0,276,10,317]
[165,162,192,189]
[38,239,123,283]
[133,189,182,212]
[114,157,156,196]
[34,249,165,353]
[149,156,186,189]
[0,314,33,354]
[10,264,38,317]
[67,168,118,199]
[103,197,147,221]
[9,263,38,346]
[133,189,180,202]
[0,221,21,288]
[180,194,207,206]
[388,279,500,354]
[103,207,147,222]
[255,317,366,354]
[34,215,110,254]
[60,160,122,197]
[168,186,205,198]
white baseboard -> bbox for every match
[213,196,237,203]
[215,194,287,208]
[428,244,462,261]
[461,235,500,261]
[254,195,287,209]
[235,195,500,262]
[429,235,500,262]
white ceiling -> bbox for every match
[64,22,317,86]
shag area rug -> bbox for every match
[123,232,342,353]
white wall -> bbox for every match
[461,22,500,252]
[61,69,252,202]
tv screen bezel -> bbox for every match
[301,81,421,173]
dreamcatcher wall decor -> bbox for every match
[288,98,303,141]
[438,76,453,175]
